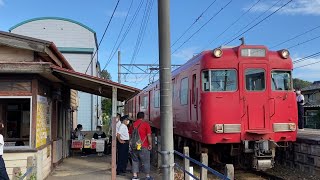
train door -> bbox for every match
[240,63,269,132]
[148,91,151,121]
[190,73,198,123]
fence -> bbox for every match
[154,135,233,180]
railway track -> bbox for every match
[235,169,285,180]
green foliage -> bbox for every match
[293,78,312,89]
[100,70,112,80]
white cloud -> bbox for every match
[173,47,200,61]
[0,0,4,6]
[248,0,320,16]
[107,11,129,18]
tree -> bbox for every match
[293,78,312,90]
[101,69,112,80]
[100,69,112,128]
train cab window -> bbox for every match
[202,70,237,92]
[245,69,265,91]
[180,77,188,105]
[271,71,292,91]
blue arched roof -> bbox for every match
[9,17,96,34]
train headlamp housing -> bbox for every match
[212,48,223,58]
[280,49,290,59]
[288,123,296,131]
[214,124,224,133]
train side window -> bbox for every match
[154,90,160,108]
[180,77,188,105]
[245,69,265,91]
[271,71,292,91]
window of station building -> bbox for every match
[271,71,292,91]
[245,69,265,91]
[0,98,31,147]
[202,70,237,92]
[180,77,188,105]
[154,90,160,108]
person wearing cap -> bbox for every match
[296,89,305,130]
[117,115,130,175]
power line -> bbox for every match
[204,0,261,50]
[221,0,282,46]
[106,0,133,65]
[85,0,120,74]
[293,51,320,64]
[294,54,320,69]
[171,0,218,48]
[224,0,292,45]
[102,0,145,70]
[172,0,233,55]
[271,25,320,49]
[287,34,320,50]
[129,0,154,66]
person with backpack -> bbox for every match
[129,112,153,180]
[116,115,130,175]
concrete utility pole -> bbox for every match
[118,51,121,84]
[158,0,174,179]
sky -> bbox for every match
[1,0,320,89]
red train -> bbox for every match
[125,44,297,170]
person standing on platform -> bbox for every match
[117,115,130,175]
[296,89,305,130]
[0,123,9,180]
[129,112,153,180]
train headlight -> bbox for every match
[280,49,290,59]
[214,124,224,133]
[212,48,223,58]
[288,123,296,131]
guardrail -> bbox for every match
[153,135,232,180]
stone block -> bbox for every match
[300,143,311,155]
[311,145,320,156]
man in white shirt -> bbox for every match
[116,115,130,175]
[296,89,305,130]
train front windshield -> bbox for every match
[271,71,292,91]
[202,70,237,92]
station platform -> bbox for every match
[277,128,320,176]
[47,154,161,180]
[297,128,320,144]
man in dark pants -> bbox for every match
[296,89,305,130]
[117,115,130,175]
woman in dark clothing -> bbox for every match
[0,123,9,180]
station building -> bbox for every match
[10,17,102,130]
[0,31,139,179]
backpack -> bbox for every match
[130,122,145,151]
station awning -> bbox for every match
[51,66,140,101]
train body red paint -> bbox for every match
[125,45,298,170]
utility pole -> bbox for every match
[158,0,174,179]
[118,51,121,84]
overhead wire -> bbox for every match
[85,0,120,74]
[171,0,218,48]
[271,25,320,49]
[102,0,145,70]
[204,0,261,50]
[293,51,320,64]
[287,34,320,50]
[224,0,292,46]
[172,0,233,55]
[129,0,154,67]
[222,0,283,45]
[105,0,134,66]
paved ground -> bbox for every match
[46,154,161,180]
